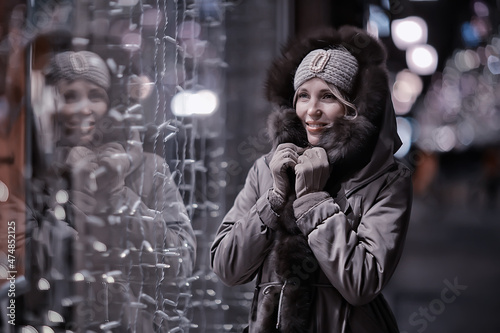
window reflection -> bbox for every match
[0,0,227,331]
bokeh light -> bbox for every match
[367,5,390,38]
[392,69,423,115]
[406,44,438,75]
[395,117,413,158]
[171,90,219,116]
[0,180,9,202]
[391,16,428,50]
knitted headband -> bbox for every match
[45,51,111,90]
[293,47,359,94]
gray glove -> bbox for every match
[269,143,304,200]
[294,147,330,199]
[95,142,132,196]
[65,146,99,214]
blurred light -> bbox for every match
[461,22,481,47]
[179,20,201,39]
[395,117,413,158]
[37,278,50,291]
[93,241,107,252]
[182,38,207,58]
[367,21,379,39]
[73,273,84,281]
[48,311,64,323]
[117,0,139,6]
[434,126,456,152]
[487,55,500,74]
[21,326,38,333]
[54,205,66,220]
[367,5,390,38]
[122,33,141,51]
[457,121,475,146]
[406,44,438,75]
[0,181,9,202]
[143,9,162,27]
[104,276,115,283]
[474,1,490,17]
[454,50,481,72]
[171,90,219,117]
[391,16,428,50]
[392,69,423,115]
[100,322,121,330]
[471,17,491,39]
[55,190,68,204]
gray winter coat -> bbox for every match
[211,26,412,332]
[28,148,196,332]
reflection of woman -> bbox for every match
[211,26,412,332]
[36,50,196,331]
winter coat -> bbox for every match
[210,26,412,333]
[27,146,196,332]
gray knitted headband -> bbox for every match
[293,47,359,94]
[45,51,110,90]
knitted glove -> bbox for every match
[95,142,131,196]
[269,143,304,201]
[294,147,330,199]
[65,146,98,213]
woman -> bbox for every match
[211,26,412,332]
[30,50,196,332]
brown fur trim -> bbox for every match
[267,107,309,150]
[250,195,318,332]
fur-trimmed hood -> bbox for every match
[266,26,402,186]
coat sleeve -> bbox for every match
[293,167,412,306]
[210,158,277,286]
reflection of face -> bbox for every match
[295,78,346,146]
[56,79,108,146]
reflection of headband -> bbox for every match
[45,51,111,90]
[293,47,359,94]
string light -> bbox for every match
[24,0,228,330]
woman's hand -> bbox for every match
[95,142,131,196]
[269,143,304,199]
[294,147,330,199]
[65,146,99,213]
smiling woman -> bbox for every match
[45,51,110,147]
[211,26,413,333]
[27,48,197,332]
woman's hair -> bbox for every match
[292,80,358,120]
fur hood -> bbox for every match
[266,26,402,184]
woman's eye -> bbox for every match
[63,91,78,103]
[89,90,107,102]
[322,93,335,100]
[298,92,309,99]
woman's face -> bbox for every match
[295,78,346,146]
[56,79,108,146]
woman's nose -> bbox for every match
[306,98,321,116]
[78,99,93,116]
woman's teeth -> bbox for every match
[307,123,325,128]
